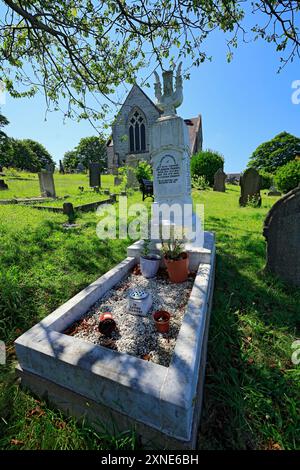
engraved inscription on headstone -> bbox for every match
[157,155,180,185]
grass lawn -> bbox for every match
[0,171,116,200]
[0,177,299,450]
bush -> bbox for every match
[275,160,300,193]
[134,161,152,183]
[259,170,274,190]
[248,132,300,173]
[191,175,209,190]
[191,150,224,187]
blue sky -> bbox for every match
[1,21,299,172]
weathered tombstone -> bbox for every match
[126,167,139,189]
[77,162,85,174]
[239,168,261,207]
[63,202,75,224]
[89,162,101,188]
[213,168,227,192]
[268,186,281,196]
[45,163,55,173]
[0,179,8,190]
[114,176,121,186]
[38,171,56,197]
[263,185,300,287]
[59,160,65,174]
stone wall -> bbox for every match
[112,85,161,166]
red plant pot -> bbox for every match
[152,310,171,334]
[98,312,116,336]
[164,252,189,283]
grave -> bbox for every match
[239,168,261,207]
[268,186,281,196]
[89,162,101,188]
[0,179,8,190]
[150,63,202,247]
[38,171,56,198]
[114,176,121,186]
[15,67,216,450]
[77,162,85,174]
[126,167,139,190]
[213,168,226,192]
[59,160,65,174]
[263,185,300,287]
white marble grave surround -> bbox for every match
[15,232,215,449]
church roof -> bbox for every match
[106,86,202,154]
[184,116,202,154]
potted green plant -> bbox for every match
[162,239,189,283]
[140,239,161,278]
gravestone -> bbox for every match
[263,185,300,287]
[45,163,55,173]
[213,168,226,192]
[239,168,261,207]
[150,64,202,246]
[114,176,121,186]
[0,179,8,190]
[63,202,75,224]
[38,171,56,197]
[126,167,139,189]
[268,186,281,196]
[89,162,101,188]
[59,160,65,174]
[77,162,85,174]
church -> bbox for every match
[106,84,203,173]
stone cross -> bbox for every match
[239,168,261,207]
[213,168,227,192]
[263,185,300,287]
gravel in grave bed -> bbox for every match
[66,268,195,367]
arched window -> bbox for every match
[129,109,146,153]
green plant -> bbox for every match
[192,175,209,190]
[161,239,185,260]
[134,161,152,184]
[246,194,261,208]
[141,239,151,257]
[118,166,128,191]
[248,132,300,173]
[259,170,274,190]
[191,150,224,187]
[275,159,300,193]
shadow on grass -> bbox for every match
[199,250,299,450]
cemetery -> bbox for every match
[0,0,299,454]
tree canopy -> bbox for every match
[0,1,299,123]
[0,133,55,171]
[248,132,300,173]
[63,135,107,170]
[191,149,224,186]
[0,112,9,146]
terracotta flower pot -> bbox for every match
[164,252,189,283]
[98,312,116,336]
[152,310,170,334]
